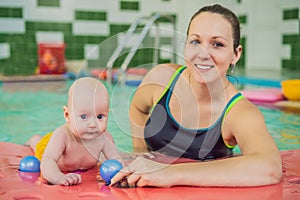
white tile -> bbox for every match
[84,44,99,59]
[281,20,299,34]
[282,45,292,60]
[0,19,25,33]
[0,0,30,7]
[108,11,140,24]
[70,0,118,10]
[118,32,142,48]
[23,1,73,21]
[159,44,172,60]
[36,31,64,43]
[0,43,10,59]
[73,21,109,36]
[149,23,177,37]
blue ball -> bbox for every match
[100,159,122,185]
[19,156,40,172]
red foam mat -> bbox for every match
[0,142,299,200]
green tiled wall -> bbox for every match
[37,0,60,7]
[238,37,246,68]
[238,15,247,24]
[0,2,175,75]
[0,7,22,18]
[0,34,37,75]
[282,35,300,70]
[27,21,71,33]
[1,21,72,75]
[110,24,131,36]
[75,11,107,21]
[282,8,300,70]
[0,1,299,75]
[120,1,139,11]
[237,15,247,69]
[283,8,299,20]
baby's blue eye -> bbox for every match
[80,114,87,119]
[97,114,104,119]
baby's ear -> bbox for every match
[63,106,69,121]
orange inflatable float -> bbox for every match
[0,142,299,200]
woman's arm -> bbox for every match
[129,83,152,153]
[129,64,181,153]
[111,99,282,187]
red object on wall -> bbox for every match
[38,43,66,74]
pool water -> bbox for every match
[0,80,299,153]
[0,80,136,153]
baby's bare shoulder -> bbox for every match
[51,125,69,139]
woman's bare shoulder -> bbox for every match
[131,64,183,113]
[141,63,182,86]
[226,96,262,121]
[150,63,182,74]
[224,96,267,136]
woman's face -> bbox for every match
[184,12,240,84]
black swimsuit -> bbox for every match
[144,66,244,160]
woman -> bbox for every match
[110,4,282,188]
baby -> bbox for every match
[25,77,123,186]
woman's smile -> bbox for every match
[194,64,215,71]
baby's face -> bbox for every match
[68,82,109,141]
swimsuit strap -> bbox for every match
[224,93,244,116]
[222,93,244,148]
[152,66,186,107]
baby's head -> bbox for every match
[64,77,110,140]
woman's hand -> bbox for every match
[109,157,174,188]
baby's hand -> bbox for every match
[61,173,82,186]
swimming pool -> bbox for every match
[0,79,299,153]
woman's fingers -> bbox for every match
[110,169,141,188]
[126,173,141,188]
[109,166,133,186]
[110,157,168,187]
